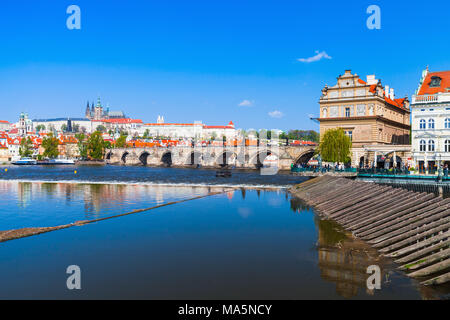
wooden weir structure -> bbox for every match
[292,176,450,286]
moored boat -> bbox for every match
[12,157,38,165]
[38,159,75,165]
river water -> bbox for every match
[0,165,446,299]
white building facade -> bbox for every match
[144,119,237,140]
[411,68,450,170]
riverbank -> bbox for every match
[289,176,450,287]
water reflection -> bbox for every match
[0,181,233,229]
[315,218,390,298]
[290,196,396,299]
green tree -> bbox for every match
[75,133,88,159]
[19,137,34,158]
[35,124,46,133]
[42,133,60,159]
[115,134,128,148]
[96,125,107,133]
[87,131,105,160]
[286,130,320,142]
[317,128,351,163]
[103,140,112,150]
[143,129,150,139]
[61,124,67,132]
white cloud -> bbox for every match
[268,110,284,118]
[238,99,254,107]
[297,50,332,63]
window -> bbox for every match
[430,76,442,88]
[420,140,426,151]
[446,140,450,153]
[419,119,426,129]
[446,118,450,129]
[345,131,353,141]
[345,107,350,117]
[428,140,435,152]
[428,118,435,129]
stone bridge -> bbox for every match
[105,145,317,171]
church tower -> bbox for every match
[94,97,103,120]
[85,101,91,119]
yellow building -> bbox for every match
[318,70,411,167]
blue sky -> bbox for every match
[0,0,449,131]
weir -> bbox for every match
[290,176,450,286]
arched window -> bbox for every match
[428,118,435,129]
[419,119,426,129]
[428,140,435,152]
[420,140,426,152]
[445,118,450,129]
[446,140,450,153]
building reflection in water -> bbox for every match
[0,181,230,221]
[290,195,389,298]
[315,218,390,298]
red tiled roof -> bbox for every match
[102,118,143,124]
[357,79,366,85]
[203,125,234,129]
[418,71,450,95]
[145,123,197,126]
[384,96,406,109]
[0,120,9,124]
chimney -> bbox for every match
[385,85,389,97]
[390,88,395,100]
[366,75,378,85]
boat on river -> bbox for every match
[38,159,75,165]
[11,157,38,165]
[216,167,232,178]
[12,158,75,166]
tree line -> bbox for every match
[19,131,129,161]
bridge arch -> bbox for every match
[185,151,202,166]
[161,151,173,167]
[294,149,316,165]
[121,151,130,164]
[105,150,113,160]
[139,151,151,166]
[216,151,237,167]
[250,150,277,169]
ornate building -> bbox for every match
[85,97,126,120]
[411,68,450,170]
[318,70,411,167]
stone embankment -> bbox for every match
[290,176,450,286]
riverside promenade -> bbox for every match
[290,176,450,286]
